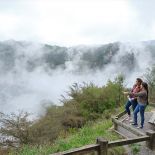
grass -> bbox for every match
[145,104,155,112]
[129,143,141,155]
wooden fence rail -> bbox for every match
[108,136,150,148]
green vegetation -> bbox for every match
[3,67,155,155]
[130,143,141,155]
[145,105,154,112]
[9,118,124,155]
[145,64,155,102]
[0,75,126,154]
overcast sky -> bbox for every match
[0,0,155,46]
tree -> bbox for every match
[0,111,33,147]
[144,65,155,101]
[114,74,125,104]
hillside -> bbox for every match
[1,40,155,74]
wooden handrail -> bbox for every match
[108,136,150,148]
[115,110,127,119]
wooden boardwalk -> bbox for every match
[113,109,155,155]
[120,111,155,133]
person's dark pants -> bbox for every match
[125,99,138,116]
[131,99,138,111]
[133,103,146,127]
[125,100,132,116]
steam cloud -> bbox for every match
[0,40,155,116]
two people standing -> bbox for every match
[125,78,143,121]
[124,78,149,129]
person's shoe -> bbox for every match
[137,126,143,129]
[130,123,138,126]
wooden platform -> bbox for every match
[112,109,155,155]
[120,112,155,134]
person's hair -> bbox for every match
[142,82,149,104]
[136,78,143,84]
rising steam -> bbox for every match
[0,40,155,116]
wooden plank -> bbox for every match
[112,117,145,136]
[50,144,99,155]
[108,136,150,148]
[116,124,139,138]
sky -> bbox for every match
[0,0,155,46]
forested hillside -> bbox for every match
[1,40,155,73]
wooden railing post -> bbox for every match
[96,137,108,155]
[146,130,155,150]
[112,117,117,130]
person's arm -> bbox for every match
[123,91,129,95]
[129,91,146,97]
